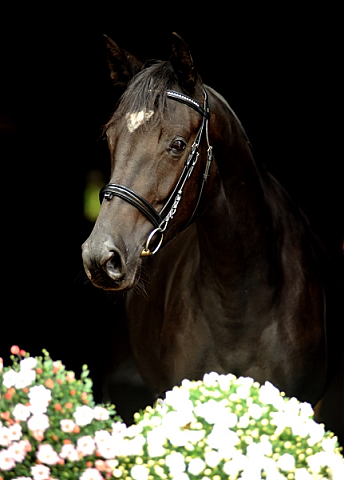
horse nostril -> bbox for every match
[105,250,127,280]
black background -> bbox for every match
[1,4,342,407]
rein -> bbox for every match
[99,88,213,256]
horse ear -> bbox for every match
[170,32,197,93]
[103,35,143,87]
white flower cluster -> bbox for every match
[115,372,344,480]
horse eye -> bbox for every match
[170,139,186,153]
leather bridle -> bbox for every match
[99,88,213,256]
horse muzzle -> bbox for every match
[82,238,140,291]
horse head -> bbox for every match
[82,33,215,291]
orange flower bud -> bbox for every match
[45,378,54,389]
[65,402,73,409]
[10,345,20,355]
[36,367,43,374]
[54,403,62,411]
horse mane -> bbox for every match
[104,60,178,133]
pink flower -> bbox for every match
[77,435,96,457]
[19,438,33,452]
[13,403,31,422]
[36,444,61,465]
[0,426,11,447]
[0,449,16,471]
[60,418,76,433]
[9,423,23,441]
[0,357,3,372]
[60,443,79,461]
[8,441,26,462]
[31,464,51,480]
[32,430,45,442]
[27,414,50,433]
[79,468,104,480]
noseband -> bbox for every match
[99,88,213,256]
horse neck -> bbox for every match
[198,88,284,292]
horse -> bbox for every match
[82,33,342,437]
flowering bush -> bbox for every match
[0,347,123,480]
[1,347,344,480]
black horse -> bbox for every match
[82,34,343,438]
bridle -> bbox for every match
[99,88,213,256]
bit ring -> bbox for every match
[140,228,164,257]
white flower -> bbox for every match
[194,399,233,425]
[166,452,186,476]
[29,385,52,404]
[322,436,337,453]
[188,458,206,476]
[94,406,110,420]
[30,464,51,480]
[96,435,121,459]
[299,402,314,420]
[122,434,145,456]
[3,369,18,388]
[259,381,285,410]
[15,368,36,389]
[37,444,61,465]
[294,468,313,480]
[223,453,249,476]
[237,413,250,429]
[20,357,37,370]
[277,453,295,472]
[147,427,167,457]
[126,424,143,437]
[205,450,222,467]
[27,414,50,432]
[161,409,195,436]
[60,419,76,433]
[246,439,272,459]
[236,385,251,399]
[112,421,127,436]
[94,429,111,448]
[237,376,254,387]
[217,373,236,391]
[76,435,96,456]
[172,474,189,480]
[207,423,239,450]
[248,403,263,420]
[307,421,325,446]
[13,403,31,422]
[203,372,220,387]
[130,464,149,480]
[79,468,104,480]
[74,405,94,426]
[29,385,51,414]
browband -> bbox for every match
[166,90,210,119]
